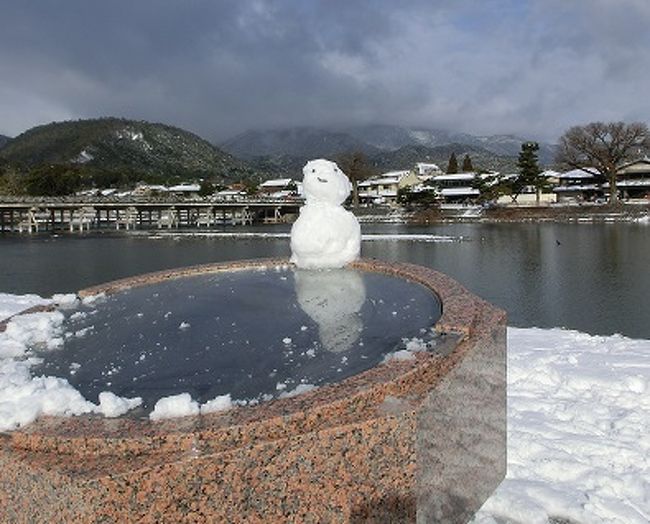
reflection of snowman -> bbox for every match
[290,159,361,269]
[294,269,366,353]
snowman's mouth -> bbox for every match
[317,177,328,183]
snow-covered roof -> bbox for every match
[542,170,560,178]
[432,173,476,182]
[168,184,201,192]
[135,184,169,192]
[440,187,480,196]
[216,190,244,196]
[360,171,410,187]
[553,185,600,192]
[260,178,294,188]
[610,179,650,187]
[100,188,117,196]
[557,168,598,179]
[617,157,650,173]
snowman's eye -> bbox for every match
[312,169,316,173]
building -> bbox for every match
[553,168,602,202]
[257,178,301,199]
[428,172,480,203]
[614,158,650,200]
[358,170,420,204]
[414,162,442,176]
[168,184,201,197]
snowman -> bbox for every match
[290,159,361,269]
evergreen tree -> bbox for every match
[446,152,458,174]
[462,154,474,172]
[512,142,545,203]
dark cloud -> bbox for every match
[1,0,650,142]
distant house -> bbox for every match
[168,184,201,197]
[614,158,650,199]
[358,170,420,204]
[553,168,602,202]
[258,178,295,194]
[131,184,169,197]
[214,189,246,201]
[414,162,442,176]
[429,173,480,203]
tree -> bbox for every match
[397,185,438,207]
[198,180,216,197]
[446,152,458,174]
[462,154,474,172]
[556,122,650,205]
[23,164,82,196]
[335,151,375,208]
[512,142,547,204]
[472,171,506,203]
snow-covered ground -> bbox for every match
[474,328,650,524]
[0,294,648,522]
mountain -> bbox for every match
[0,135,10,149]
[221,127,379,160]
[0,118,256,181]
[370,143,519,173]
[344,125,557,165]
[221,124,556,177]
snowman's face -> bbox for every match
[302,159,351,205]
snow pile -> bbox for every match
[475,327,650,524]
[290,159,361,269]
[0,358,97,430]
[0,307,142,430]
[149,392,199,420]
[96,391,142,418]
[0,293,52,321]
[382,336,429,363]
[278,383,317,399]
[200,394,233,414]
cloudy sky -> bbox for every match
[1,0,649,143]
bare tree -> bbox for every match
[336,151,376,208]
[556,122,649,205]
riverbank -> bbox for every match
[402,203,650,224]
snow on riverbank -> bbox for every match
[146,231,465,242]
[0,295,649,521]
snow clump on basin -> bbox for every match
[0,295,142,431]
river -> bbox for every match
[1,222,648,338]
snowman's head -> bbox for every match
[302,159,351,205]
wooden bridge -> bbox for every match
[0,199,302,233]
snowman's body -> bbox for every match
[290,159,361,269]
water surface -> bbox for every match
[1,222,648,338]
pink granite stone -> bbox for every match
[0,258,506,523]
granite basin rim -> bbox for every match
[7,258,497,456]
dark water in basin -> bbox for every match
[33,268,441,411]
[0,222,648,338]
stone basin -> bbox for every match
[0,258,506,523]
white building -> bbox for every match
[358,170,420,204]
[615,158,650,199]
[414,162,442,176]
[258,178,296,194]
[429,173,480,203]
[553,168,601,202]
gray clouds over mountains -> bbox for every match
[2,0,650,142]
